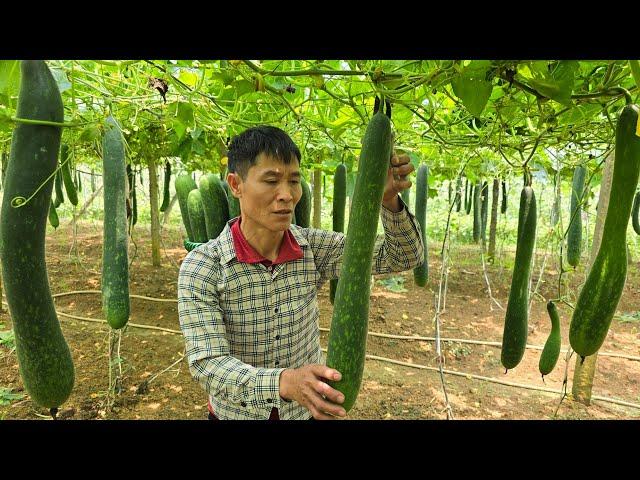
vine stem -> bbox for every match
[480,247,504,311]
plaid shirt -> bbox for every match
[177,198,424,420]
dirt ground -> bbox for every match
[1,220,639,420]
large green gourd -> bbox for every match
[330,163,347,304]
[631,191,640,235]
[159,161,171,212]
[473,181,482,243]
[175,174,198,240]
[569,103,640,358]
[60,144,78,206]
[566,165,586,267]
[501,185,537,370]
[102,116,130,330]
[294,177,311,228]
[326,109,392,412]
[0,60,74,409]
[199,173,229,240]
[413,164,429,287]
[539,301,561,378]
[187,189,209,243]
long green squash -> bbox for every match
[330,163,347,304]
[159,160,171,212]
[455,176,462,212]
[175,174,198,240]
[539,301,561,378]
[199,173,229,240]
[413,164,429,287]
[566,165,586,267]
[480,181,488,247]
[53,169,64,207]
[326,109,393,412]
[631,191,640,235]
[400,184,411,206]
[569,103,640,359]
[48,200,59,229]
[294,176,311,228]
[0,60,74,409]
[501,185,537,370]
[60,144,78,206]
[473,181,482,243]
[501,180,507,214]
[187,189,209,243]
[102,116,130,330]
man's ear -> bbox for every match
[227,172,241,199]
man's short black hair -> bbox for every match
[227,126,301,179]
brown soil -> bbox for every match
[1,221,639,420]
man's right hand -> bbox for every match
[279,365,347,420]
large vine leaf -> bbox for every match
[526,60,579,106]
[450,61,494,117]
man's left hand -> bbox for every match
[382,152,414,212]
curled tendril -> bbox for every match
[11,196,27,208]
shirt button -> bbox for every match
[275,360,280,366]
[241,401,247,407]
[266,398,273,403]
[275,335,280,340]
[274,307,279,314]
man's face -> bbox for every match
[228,153,302,232]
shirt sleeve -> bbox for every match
[177,247,286,414]
[306,195,425,287]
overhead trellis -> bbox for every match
[0,59,638,184]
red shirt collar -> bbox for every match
[230,217,303,266]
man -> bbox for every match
[178,125,424,420]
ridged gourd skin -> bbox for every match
[330,163,347,304]
[175,174,198,240]
[294,177,311,228]
[539,301,561,377]
[566,165,586,268]
[501,186,537,370]
[199,173,229,240]
[569,104,640,358]
[187,189,208,243]
[632,191,640,235]
[0,60,74,408]
[413,164,429,287]
[159,161,171,212]
[60,144,78,206]
[102,116,130,330]
[326,111,393,412]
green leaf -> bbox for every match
[0,388,24,406]
[557,104,601,125]
[0,60,20,101]
[50,67,71,93]
[233,80,256,98]
[377,276,408,293]
[451,68,493,117]
[176,102,195,128]
[178,69,199,88]
[528,60,578,106]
